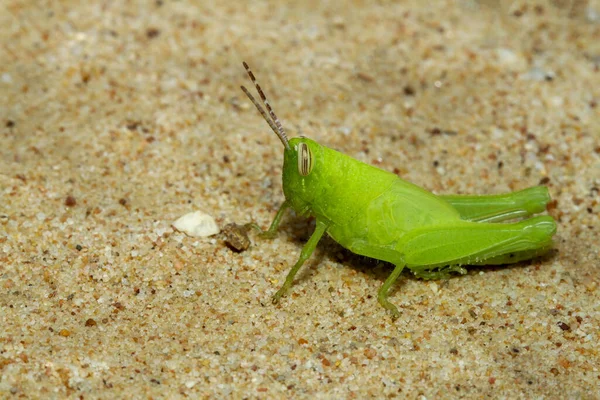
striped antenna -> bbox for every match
[241,61,290,150]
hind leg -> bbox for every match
[348,215,556,319]
[402,215,556,273]
[439,186,551,223]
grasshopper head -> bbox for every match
[281,137,324,215]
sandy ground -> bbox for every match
[1,0,600,398]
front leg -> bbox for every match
[246,201,290,239]
[272,219,329,304]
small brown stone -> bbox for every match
[557,321,570,331]
[364,348,377,359]
[146,28,161,39]
[223,223,251,252]
[85,318,97,327]
[65,195,77,207]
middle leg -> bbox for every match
[347,240,407,319]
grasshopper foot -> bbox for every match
[245,222,264,234]
[272,285,290,304]
[259,231,277,240]
[271,292,281,304]
[244,222,277,239]
[378,294,401,320]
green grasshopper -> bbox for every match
[241,62,557,318]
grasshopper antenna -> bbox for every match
[241,61,290,150]
[240,86,288,149]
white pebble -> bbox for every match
[429,281,439,294]
[172,211,220,238]
[496,48,519,65]
[550,96,564,107]
[339,126,351,135]
[491,127,504,139]
[586,6,599,22]
[185,380,197,389]
[522,67,554,81]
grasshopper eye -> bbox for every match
[297,143,313,176]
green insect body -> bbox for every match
[241,62,557,318]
